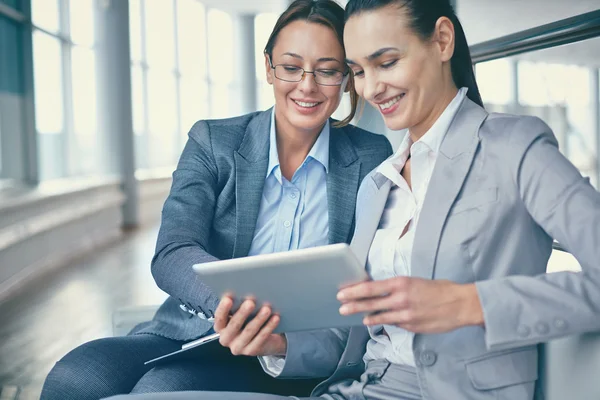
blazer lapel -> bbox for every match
[411,99,488,279]
[350,173,391,267]
[232,110,271,258]
[328,127,361,245]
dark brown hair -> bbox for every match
[264,0,358,127]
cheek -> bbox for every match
[323,87,342,106]
[353,79,365,98]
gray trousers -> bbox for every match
[104,360,423,400]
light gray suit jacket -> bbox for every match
[133,109,393,341]
[274,98,600,400]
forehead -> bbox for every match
[272,20,344,59]
[344,8,415,61]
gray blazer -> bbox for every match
[274,99,600,400]
[133,109,393,341]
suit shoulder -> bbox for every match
[480,112,556,152]
[187,111,263,150]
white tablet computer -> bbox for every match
[192,243,368,333]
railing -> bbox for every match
[470,10,600,64]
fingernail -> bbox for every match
[339,305,349,315]
[337,292,346,301]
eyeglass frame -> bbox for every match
[265,53,349,87]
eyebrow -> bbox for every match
[346,47,400,65]
[281,52,342,64]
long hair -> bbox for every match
[264,0,359,127]
[345,0,484,107]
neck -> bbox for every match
[409,83,459,143]
[274,111,325,180]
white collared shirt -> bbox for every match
[364,87,468,367]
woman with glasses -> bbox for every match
[40,1,391,399]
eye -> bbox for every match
[352,70,364,78]
[381,60,398,69]
[316,69,340,77]
[282,65,301,72]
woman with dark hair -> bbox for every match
[107,0,600,399]
[40,1,391,399]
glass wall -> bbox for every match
[475,37,600,188]
[130,0,221,171]
[254,13,277,111]
[31,0,101,180]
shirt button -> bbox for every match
[554,318,568,331]
[283,221,291,228]
[535,322,549,335]
[289,192,297,199]
[517,325,531,337]
[419,350,437,367]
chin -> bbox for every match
[289,114,328,131]
[382,115,410,131]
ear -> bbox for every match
[433,17,455,63]
[264,53,274,85]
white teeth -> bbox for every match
[294,100,319,108]
[378,94,405,110]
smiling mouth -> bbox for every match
[294,100,322,108]
[378,93,406,110]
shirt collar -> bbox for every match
[267,107,330,181]
[376,87,468,178]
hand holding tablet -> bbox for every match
[192,243,369,334]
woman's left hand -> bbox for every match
[337,277,485,334]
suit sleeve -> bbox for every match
[476,116,600,351]
[151,120,221,317]
[258,328,350,379]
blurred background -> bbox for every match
[0,0,599,399]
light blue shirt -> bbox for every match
[248,109,330,256]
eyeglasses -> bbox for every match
[267,55,348,86]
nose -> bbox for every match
[297,71,318,93]
[362,72,384,103]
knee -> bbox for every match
[41,339,124,400]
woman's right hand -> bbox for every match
[213,295,287,357]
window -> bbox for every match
[31,0,60,34]
[255,13,277,111]
[130,0,211,170]
[207,9,234,119]
[177,0,208,136]
[31,0,103,180]
[475,37,600,188]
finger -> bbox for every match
[362,309,416,327]
[338,277,410,302]
[244,314,281,356]
[339,292,408,315]
[229,306,272,355]
[213,296,234,332]
[219,299,255,345]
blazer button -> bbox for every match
[554,318,568,331]
[420,350,437,367]
[535,322,549,335]
[517,325,531,337]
